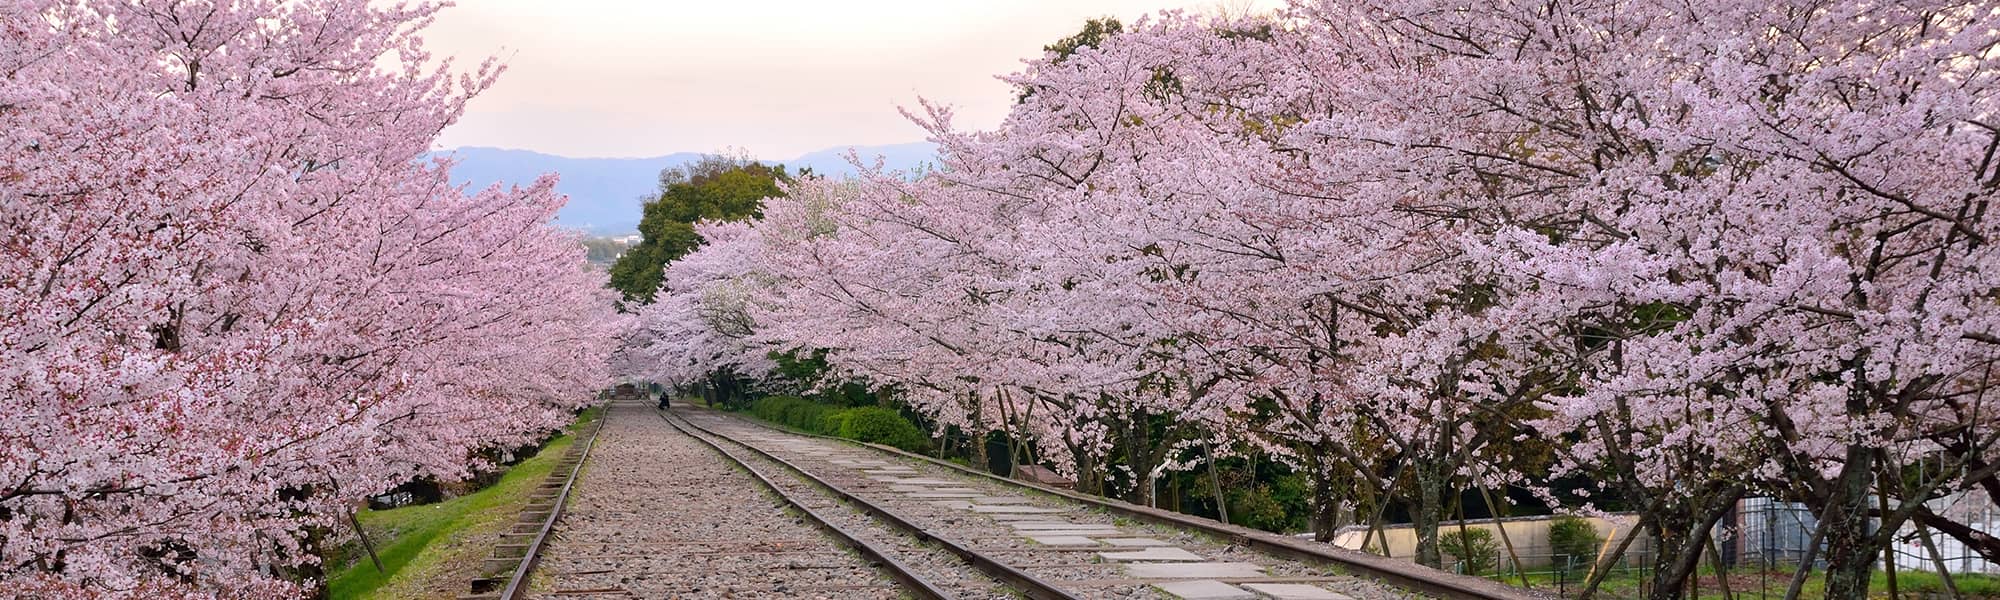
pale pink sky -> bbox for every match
[426,0,1281,159]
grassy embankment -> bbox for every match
[325,407,599,600]
[1496,566,2000,598]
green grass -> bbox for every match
[326,408,597,600]
[1492,564,2000,599]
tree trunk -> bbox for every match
[1309,450,1339,542]
[1647,503,1696,600]
[1819,443,1880,600]
[1071,439,1101,495]
[1411,460,1448,568]
[1125,413,1152,505]
[971,429,990,474]
[1647,487,1741,600]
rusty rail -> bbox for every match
[486,404,608,600]
[662,408,1086,600]
[689,405,1550,600]
[655,409,961,599]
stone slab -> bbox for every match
[1099,547,1205,561]
[970,496,1033,504]
[1102,537,1171,547]
[1011,528,1123,537]
[969,504,1063,514]
[905,492,984,498]
[886,478,958,485]
[1126,562,1265,579]
[1008,522,1110,530]
[1026,535,1099,546]
[985,513,1057,521]
[1242,583,1354,600]
[1008,524,1120,536]
[929,500,974,509]
[1154,580,1255,600]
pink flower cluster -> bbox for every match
[3,1,622,596]
[631,0,2000,590]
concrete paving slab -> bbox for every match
[969,504,1064,514]
[1101,538,1171,547]
[1242,583,1354,600]
[1154,580,1256,600]
[886,478,958,485]
[929,500,974,509]
[986,513,1057,521]
[1099,547,1206,561]
[1010,528,1124,537]
[888,485,982,493]
[1007,522,1110,530]
[1025,535,1099,545]
[970,496,1033,504]
[905,492,984,498]
[1126,562,1265,579]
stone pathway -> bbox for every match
[818,440,1375,600]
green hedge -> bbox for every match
[832,407,931,452]
[747,396,930,454]
[1547,515,1602,563]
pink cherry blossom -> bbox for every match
[2,1,623,596]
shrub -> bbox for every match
[1226,483,1291,532]
[1441,528,1500,575]
[744,397,932,453]
[1548,515,1602,565]
[833,406,931,453]
[749,396,835,434]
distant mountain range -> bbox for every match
[436,142,937,234]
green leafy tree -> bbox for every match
[1045,17,1121,60]
[608,155,793,302]
[1018,18,1124,103]
[1547,515,1603,564]
[1441,528,1500,576]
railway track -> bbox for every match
[460,403,607,600]
[517,401,930,599]
[503,401,1544,600]
[666,405,1543,600]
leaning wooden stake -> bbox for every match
[1579,517,1648,600]
[1203,438,1229,525]
[348,507,384,574]
[1877,470,1901,600]
[1706,534,1735,600]
[1779,513,1829,600]
[1915,521,1964,600]
[1479,486,1531,589]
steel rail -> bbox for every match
[495,404,609,600]
[686,406,1549,600]
[653,409,957,600]
[662,408,1089,600]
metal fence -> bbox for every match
[1451,496,1999,598]
[1722,497,1825,571]
[1724,495,1998,575]
[1464,550,1659,598]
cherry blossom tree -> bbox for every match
[1325,1,2000,595]
[2,1,621,596]
[624,1,2000,598]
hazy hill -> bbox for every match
[437,142,936,234]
